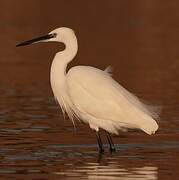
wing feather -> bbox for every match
[66,66,159,130]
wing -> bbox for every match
[66,66,158,129]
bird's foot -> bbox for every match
[99,148,104,154]
[109,147,116,153]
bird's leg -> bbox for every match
[96,132,104,153]
[106,132,116,152]
[97,152,104,163]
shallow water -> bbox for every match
[1,0,179,178]
[0,64,179,180]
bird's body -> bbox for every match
[17,27,159,152]
[66,66,158,135]
[49,28,158,135]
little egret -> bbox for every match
[16,27,159,153]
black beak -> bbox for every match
[16,33,55,47]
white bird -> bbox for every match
[16,27,159,152]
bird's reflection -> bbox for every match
[54,157,158,179]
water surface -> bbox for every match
[0,64,178,180]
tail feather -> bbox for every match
[140,118,159,135]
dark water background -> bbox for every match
[1,0,179,179]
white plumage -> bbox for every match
[17,27,159,137]
[49,27,159,135]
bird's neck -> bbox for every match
[50,35,78,93]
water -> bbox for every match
[0,64,178,180]
[1,0,179,178]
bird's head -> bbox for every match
[16,27,76,47]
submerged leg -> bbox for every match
[96,132,104,153]
[106,132,116,152]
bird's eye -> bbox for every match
[53,33,57,37]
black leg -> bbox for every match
[106,132,116,152]
[96,132,104,153]
[97,152,104,163]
